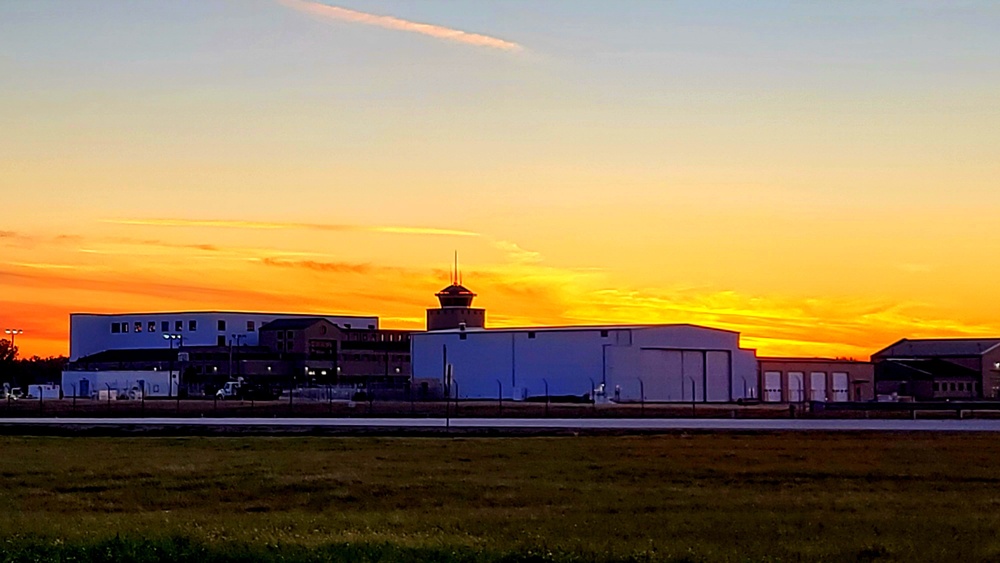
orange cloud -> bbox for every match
[277,0,524,52]
[104,218,480,238]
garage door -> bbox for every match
[788,372,805,402]
[764,371,782,402]
[832,372,849,402]
[810,372,827,402]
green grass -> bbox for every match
[1,433,999,561]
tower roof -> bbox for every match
[435,284,477,298]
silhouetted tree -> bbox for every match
[0,338,16,363]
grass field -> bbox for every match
[1,433,998,562]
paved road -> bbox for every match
[2,417,1000,432]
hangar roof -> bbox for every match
[417,323,738,335]
[873,338,1000,359]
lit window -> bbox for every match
[176,321,183,331]
[189,320,197,331]
[122,322,129,333]
[247,321,255,332]
[134,322,142,333]
[148,321,156,333]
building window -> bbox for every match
[161,321,169,332]
[368,324,375,330]
[134,322,142,333]
[189,320,197,331]
[111,323,121,334]
[276,341,284,351]
[600,330,609,338]
[122,322,129,333]
[933,382,940,392]
[247,321,255,332]
[286,331,294,340]
[460,333,467,340]
[217,335,226,347]
[528,332,536,339]
[218,320,226,331]
[176,321,183,332]
[148,321,156,333]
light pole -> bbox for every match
[230,334,246,381]
[163,334,182,399]
[637,377,645,418]
[687,376,696,417]
[588,377,596,412]
[4,328,23,350]
[543,378,549,417]
[496,379,503,416]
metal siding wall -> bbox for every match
[706,351,731,402]
[412,331,605,399]
[636,349,684,401]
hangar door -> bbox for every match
[638,348,732,402]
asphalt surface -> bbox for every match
[2,417,1000,432]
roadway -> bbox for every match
[2,417,1000,432]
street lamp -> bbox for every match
[4,328,24,348]
[4,329,23,354]
[163,333,182,398]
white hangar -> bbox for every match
[412,280,759,402]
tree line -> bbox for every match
[0,338,68,386]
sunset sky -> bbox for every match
[2,1,999,359]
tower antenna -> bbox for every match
[453,251,458,285]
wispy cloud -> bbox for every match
[493,240,542,264]
[277,0,523,52]
[104,218,480,238]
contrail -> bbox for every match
[278,0,523,52]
